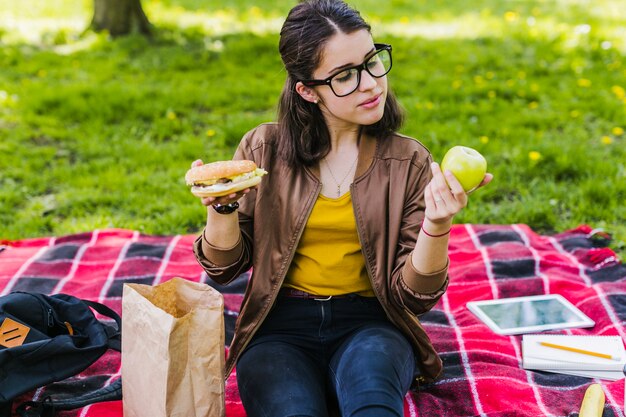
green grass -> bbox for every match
[0,0,625,257]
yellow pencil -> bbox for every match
[539,341,619,361]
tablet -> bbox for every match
[466,294,595,335]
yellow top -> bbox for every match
[283,192,374,297]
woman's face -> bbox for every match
[311,29,388,131]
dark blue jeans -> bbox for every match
[236,294,416,417]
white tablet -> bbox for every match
[466,294,595,335]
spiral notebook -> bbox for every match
[522,334,626,380]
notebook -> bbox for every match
[522,334,626,379]
[541,368,624,381]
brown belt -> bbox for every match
[279,288,350,301]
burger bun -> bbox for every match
[185,160,258,185]
[186,159,267,198]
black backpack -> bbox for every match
[0,291,122,417]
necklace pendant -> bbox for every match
[337,186,341,197]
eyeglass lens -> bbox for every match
[330,49,391,97]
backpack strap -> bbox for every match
[16,379,122,416]
[81,300,121,330]
[81,300,122,351]
[15,397,54,417]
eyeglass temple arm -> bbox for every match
[301,79,329,87]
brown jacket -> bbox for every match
[193,123,449,383]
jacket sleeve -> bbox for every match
[192,128,259,285]
[389,151,449,315]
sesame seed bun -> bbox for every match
[185,160,258,185]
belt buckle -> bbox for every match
[313,295,333,301]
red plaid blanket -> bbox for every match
[1,224,625,416]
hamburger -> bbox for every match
[185,160,267,198]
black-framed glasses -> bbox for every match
[301,43,392,97]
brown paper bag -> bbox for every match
[122,277,225,417]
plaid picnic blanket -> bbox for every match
[1,224,625,416]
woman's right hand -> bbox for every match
[191,159,255,207]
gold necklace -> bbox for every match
[323,154,359,197]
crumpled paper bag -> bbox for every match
[122,277,225,417]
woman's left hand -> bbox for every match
[190,159,256,208]
[424,162,493,225]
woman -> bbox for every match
[192,1,491,416]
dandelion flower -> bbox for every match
[504,11,518,22]
[528,151,541,161]
[612,127,624,136]
[480,136,489,144]
[570,110,580,118]
[166,110,177,120]
[400,16,410,24]
[488,90,496,99]
[577,78,591,87]
[452,80,462,89]
[206,129,216,137]
[528,101,539,109]
[611,85,625,98]
[601,136,613,145]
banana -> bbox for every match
[578,383,605,417]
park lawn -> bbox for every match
[0,0,624,256]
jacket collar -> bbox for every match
[355,130,378,178]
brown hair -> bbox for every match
[277,0,404,167]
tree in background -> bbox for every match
[91,0,151,37]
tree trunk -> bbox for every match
[91,0,151,37]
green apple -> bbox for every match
[440,146,487,192]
